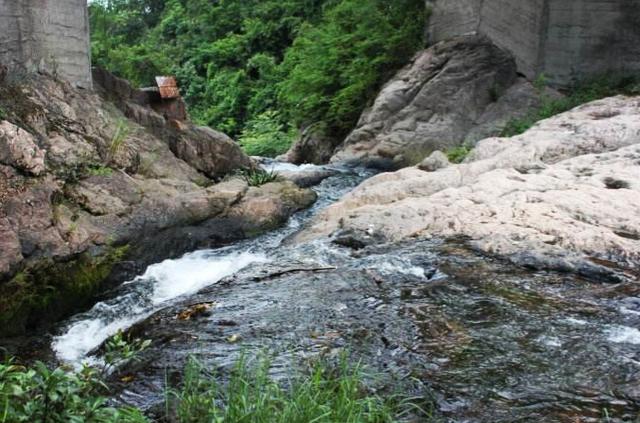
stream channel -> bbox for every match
[43,163,640,422]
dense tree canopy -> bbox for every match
[90,0,427,156]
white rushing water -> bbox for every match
[53,250,267,364]
[606,325,640,345]
[52,164,372,365]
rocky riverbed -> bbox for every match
[21,157,637,423]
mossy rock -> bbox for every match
[0,245,129,337]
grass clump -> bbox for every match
[107,119,130,164]
[501,74,640,137]
[241,168,281,187]
[168,356,428,423]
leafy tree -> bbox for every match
[279,0,427,138]
[90,0,427,157]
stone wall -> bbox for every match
[0,0,91,88]
[426,0,640,87]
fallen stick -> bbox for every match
[252,266,337,281]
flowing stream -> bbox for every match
[50,163,640,422]
[52,163,372,364]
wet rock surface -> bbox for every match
[107,238,640,422]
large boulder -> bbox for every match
[170,126,254,179]
[298,95,640,278]
[330,35,559,169]
[279,124,338,165]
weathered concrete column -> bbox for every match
[426,0,640,87]
[0,0,92,89]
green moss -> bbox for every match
[0,245,129,336]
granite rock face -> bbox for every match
[0,74,315,336]
[331,35,557,169]
[0,121,46,175]
[299,95,640,278]
[426,0,640,87]
[0,0,91,88]
[280,124,340,165]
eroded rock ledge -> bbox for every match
[297,95,640,279]
[0,73,316,336]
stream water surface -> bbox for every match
[50,164,640,422]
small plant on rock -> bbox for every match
[102,330,151,377]
[446,145,472,164]
[107,119,130,165]
[241,168,281,187]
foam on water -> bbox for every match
[53,250,267,364]
[564,317,588,326]
[606,325,640,345]
[52,164,372,365]
[147,251,267,304]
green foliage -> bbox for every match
[0,107,6,120]
[107,119,130,165]
[446,145,472,164]
[102,330,152,377]
[167,356,428,423]
[0,359,148,422]
[532,73,547,92]
[241,168,281,187]
[501,74,640,137]
[90,0,427,144]
[1,352,433,422]
[238,111,295,157]
[279,0,427,138]
[88,165,114,177]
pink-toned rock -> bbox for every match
[0,121,46,175]
[298,95,640,273]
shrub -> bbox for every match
[238,111,295,157]
[0,331,150,422]
[0,359,148,422]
